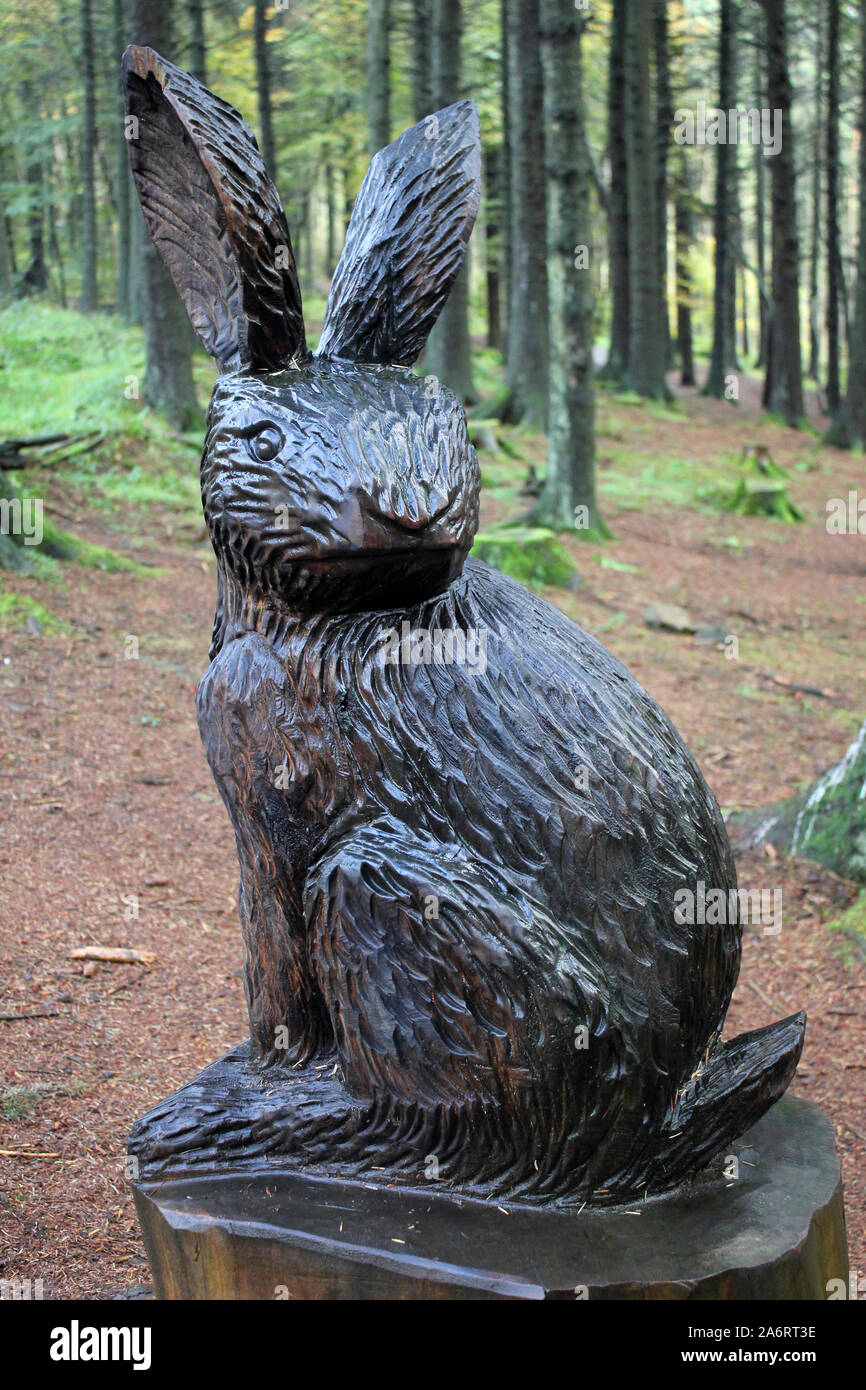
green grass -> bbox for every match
[0,303,206,550]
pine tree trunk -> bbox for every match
[79,0,98,311]
[187,0,206,82]
[366,0,391,155]
[502,0,548,424]
[704,0,737,396]
[325,163,336,277]
[754,34,768,368]
[808,3,823,382]
[652,0,672,367]
[484,145,503,351]
[827,0,866,447]
[601,0,629,381]
[424,0,476,404]
[674,151,696,386]
[113,0,132,318]
[762,0,804,425]
[624,0,667,398]
[129,0,198,430]
[826,0,841,413]
[254,0,276,177]
[411,0,433,121]
[533,0,602,535]
[20,82,48,294]
[499,0,512,347]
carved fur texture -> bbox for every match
[124,51,805,1202]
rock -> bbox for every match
[24,615,42,636]
[644,602,696,634]
[694,624,730,645]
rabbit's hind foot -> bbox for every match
[128,1040,366,1182]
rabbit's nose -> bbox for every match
[382,485,452,532]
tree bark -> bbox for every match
[674,150,696,386]
[500,0,548,423]
[79,0,98,311]
[826,0,841,413]
[652,0,672,367]
[129,0,198,430]
[704,0,737,396]
[624,0,667,398]
[484,145,503,351]
[424,0,476,403]
[20,82,48,295]
[366,0,391,156]
[254,0,276,177]
[827,0,866,446]
[808,3,823,381]
[601,0,629,382]
[533,0,602,535]
[411,0,433,122]
[761,0,804,425]
[186,0,206,82]
[113,0,132,318]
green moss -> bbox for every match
[38,517,138,571]
[472,526,575,590]
[0,591,66,633]
[826,894,866,966]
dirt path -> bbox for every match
[0,388,863,1297]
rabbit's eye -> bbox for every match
[250,426,283,462]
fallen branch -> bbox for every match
[0,1010,60,1021]
[70,947,157,965]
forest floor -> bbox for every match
[0,358,864,1299]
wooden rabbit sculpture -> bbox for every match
[124,46,804,1203]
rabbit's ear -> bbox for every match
[317,102,481,365]
[122,45,305,372]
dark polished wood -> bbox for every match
[133,1094,847,1300]
[123,47,806,1207]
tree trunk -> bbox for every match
[533,1,603,536]
[411,0,433,121]
[761,0,804,425]
[20,82,48,295]
[732,720,866,885]
[325,163,336,277]
[754,35,769,367]
[704,0,737,396]
[424,0,476,404]
[624,0,667,398]
[129,0,198,430]
[254,0,276,177]
[826,0,841,414]
[79,0,98,311]
[499,0,512,346]
[187,0,206,82]
[600,0,629,381]
[114,0,132,318]
[500,0,548,424]
[808,3,823,381]
[827,0,866,447]
[652,0,672,367]
[366,0,391,156]
[674,151,696,386]
[484,145,503,351]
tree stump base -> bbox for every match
[131,1080,848,1300]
